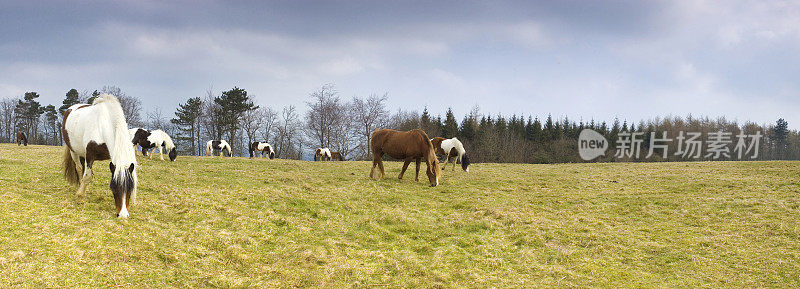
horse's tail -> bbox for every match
[62,146,80,186]
[249,142,254,158]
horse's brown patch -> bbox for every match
[431,137,447,156]
[61,108,73,149]
[86,141,110,163]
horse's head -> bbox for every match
[109,162,136,218]
[426,147,441,187]
[461,154,470,172]
[168,148,177,161]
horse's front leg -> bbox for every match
[399,158,412,180]
[78,158,94,202]
[159,146,165,161]
[415,158,421,182]
[442,153,450,170]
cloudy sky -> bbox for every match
[1,0,798,127]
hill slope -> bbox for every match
[1,143,799,287]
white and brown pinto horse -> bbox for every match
[370,129,441,187]
[144,129,177,161]
[249,141,275,159]
[430,137,470,172]
[61,94,138,218]
[206,140,232,157]
[314,147,332,161]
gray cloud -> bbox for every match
[1,0,798,128]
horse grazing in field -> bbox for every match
[314,147,332,161]
[16,131,27,146]
[206,140,232,157]
[129,128,154,156]
[370,129,441,187]
[430,137,470,172]
[250,141,275,159]
[61,94,137,218]
[331,151,344,161]
[145,129,177,161]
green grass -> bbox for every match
[1,143,799,288]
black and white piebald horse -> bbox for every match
[144,129,177,161]
[249,141,275,159]
[129,128,154,156]
[16,131,27,146]
[61,94,138,218]
[206,140,232,157]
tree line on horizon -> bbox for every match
[1,84,798,163]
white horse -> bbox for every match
[249,141,275,159]
[431,137,470,172]
[62,94,138,218]
[206,140,232,157]
[145,129,177,161]
[314,147,332,161]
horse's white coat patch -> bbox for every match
[257,142,271,151]
[440,137,466,157]
[118,197,129,218]
[318,148,332,158]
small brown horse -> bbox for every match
[370,129,440,186]
[16,131,27,146]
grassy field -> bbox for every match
[0,143,799,288]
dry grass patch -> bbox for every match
[0,144,799,287]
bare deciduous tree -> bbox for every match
[306,84,340,149]
[259,107,278,143]
[277,105,302,159]
[147,107,168,130]
[101,86,142,127]
[201,88,224,146]
[240,108,261,148]
[351,93,389,159]
[0,98,16,142]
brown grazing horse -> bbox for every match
[16,131,28,146]
[370,129,440,187]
